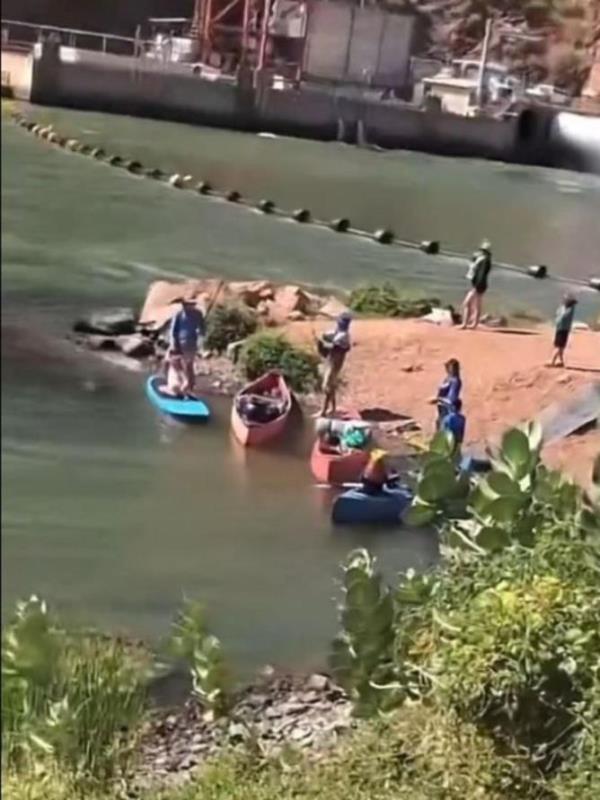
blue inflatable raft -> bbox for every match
[332,485,413,526]
[146,376,210,423]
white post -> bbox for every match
[476,17,493,109]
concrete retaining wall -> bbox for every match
[31,44,245,128]
[19,41,598,173]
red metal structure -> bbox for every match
[191,0,307,79]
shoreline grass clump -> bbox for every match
[2,596,150,787]
[348,283,440,318]
[205,304,257,354]
[240,332,319,393]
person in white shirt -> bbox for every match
[317,312,352,417]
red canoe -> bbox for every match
[231,371,293,447]
[310,438,370,485]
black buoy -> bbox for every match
[107,155,123,166]
[292,208,311,223]
[528,264,548,279]
[90,147,105,159]
[330,217,350,233]
[145,167,163,179]
[124,160,143,174]
[196,181,212,194]
[258,199,275,214]
[225,189,241,202]
[78,144,91,155]
[420,240,440,255]
[589,277,600,291]
[374,228,394,244]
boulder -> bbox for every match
[73,308,137,336]
[317,295,351,320]
[269,285,311,324]
[79,335,119,351]
[117,334,155,359]
[227,280,274,307]
[139,280,220,329]
[256,299,274,317]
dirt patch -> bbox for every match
[287,319,600,488]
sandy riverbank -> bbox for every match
[287,319,600,488]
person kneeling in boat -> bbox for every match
[441,399,466,455]
[360,449,398,496]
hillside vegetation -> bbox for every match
[409,0,599,92]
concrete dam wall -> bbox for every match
[26,42,600,173]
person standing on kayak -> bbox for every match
[461,240,492,329]
[168,298,205,396]
[317,312,352,417]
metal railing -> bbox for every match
[1,19,148,58]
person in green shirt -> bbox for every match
[461,240,492,330]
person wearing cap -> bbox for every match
[168,297,205,396]
[550,294,578,367]
[317,312,352,417]
[461,240,493,330]
[360,449,398,495]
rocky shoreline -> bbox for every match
[134,671,353,791]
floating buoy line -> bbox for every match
[11,111,600,292]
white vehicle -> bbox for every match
[525,84,572,106]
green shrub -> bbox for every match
[205,304,257,354]
[169,600,231,719]
[240,333,319,393]
[348,284,438,318]
[1,597,149,784]
[331,423,600,776]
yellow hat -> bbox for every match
[370,449,387,462]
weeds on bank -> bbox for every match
[1,597,149,786]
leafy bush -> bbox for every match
[169,600,231,719]
[1,597,149,784]
[348,284,438,318]
[330,423,600,779]
[205,304,257,354]
[240,333,319,393]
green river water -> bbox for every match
[2,109,599,672]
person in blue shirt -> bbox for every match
[168,298,205,396]
[430,358,462,429]
[550,294,577,368]
[442,398,466,452]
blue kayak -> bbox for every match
[145,376,210,423]
[332,485,413,526]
